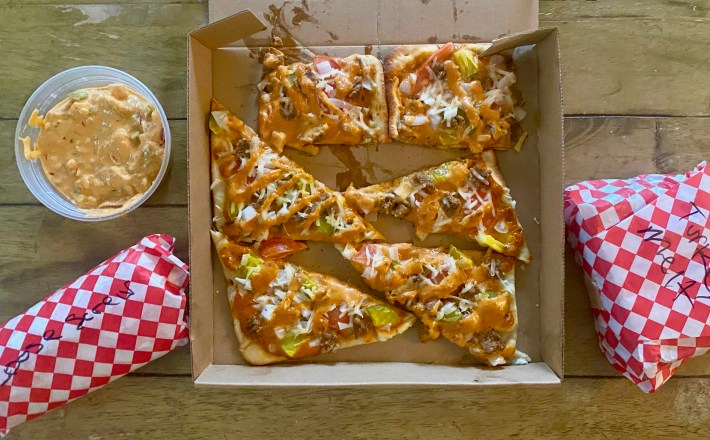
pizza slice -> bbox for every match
[343,151,530,262]
[258,48,389,154]
[385,43,527,152]
[212,231,416,364]
[209,100,383,245]
[339,242,527,366]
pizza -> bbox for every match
[209,100,383,245]
[343,151,530,262]
[338,242,526,366]
[212,231,416,364]
[384,43,527,152]
[258,48,389,154]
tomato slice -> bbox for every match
[351,244,375,266]
[259,237,307,259]
[414,42,456,93]
[326,306,350,330]
[313,55,341,73]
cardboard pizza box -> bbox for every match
[187,0,565,386]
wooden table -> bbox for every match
[2,0,709,437]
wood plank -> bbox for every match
[656,117,710,174]
[564,116,657,186]
[0,4,206,119]
[8,1,204,4]
[541,0,710,20]
[0,206,187,321]
[0,120,187,205]
[540,0,710,116]
[7,376,710,439]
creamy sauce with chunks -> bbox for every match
[25,84,165,209]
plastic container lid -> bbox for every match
[15,65,171,221]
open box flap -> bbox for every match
[482,27,558,56]
[208,0,539,44]
[190,9,266,49]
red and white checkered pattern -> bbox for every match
[0,234,188,436]
[565,163,710,392]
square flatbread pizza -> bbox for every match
[385,43,527,153]
[258,49,389,154]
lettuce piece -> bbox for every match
[437,128,460,146]
[209,111,228,133]
[454,49,478,81]
[441,309,463,322]
[280,333,307,357]
[316,215,335,235]
[432,164,450,183]
[476,231,507,253]
[299,278,319,299]
[236,253,263,279]
[448,245,473,270]
[366,305,400,326]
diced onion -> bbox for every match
[404,115,428,126]
[241,205,257,222]
[429,113,441,129]
[497,72,516,89]
[315,61,333,74]
[494,221,509,234]
[329,98,354,110]
[513,106,527,121]
[399,79,412,95]
[394,181,413,199]
[362,77,373,90]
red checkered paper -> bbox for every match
[0,234,188,436]
[565,162,710,392]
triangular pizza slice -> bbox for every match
[343,151,530,262]
[212,231,416,364]
[338,241,527,366]
[210,100,383,245]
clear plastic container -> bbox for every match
[15,65,171,221]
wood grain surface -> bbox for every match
[1,0,709,438]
